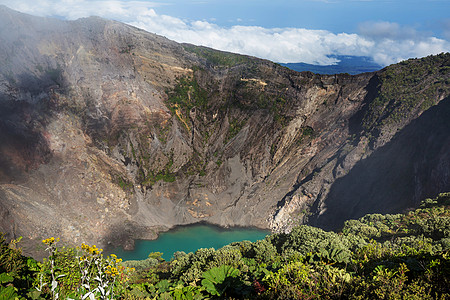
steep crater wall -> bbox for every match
[0,6,449,257]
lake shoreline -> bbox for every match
[105,220,271,252]
[105,222,271,261]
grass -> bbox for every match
[183,45,253,67]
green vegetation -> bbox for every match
[231,81,292,128]
[2,193,449,299]
[225,117,246,143]
[142,155,176,186]
[154,121,172,144]
[302,126,314,137]
[120,44,134,54]
[215,158,223,167]
[179,150,207,178]
[362,53,450,132]
[166,75,209,132]
[116,176,134,192]
[295,126,315,146]
[201,265,240,297]
[143,172,176,186]
[167,77,208,113]
[244,78,295,127]
[270,97,289,126]
[183,45,253,67]
[0,236,39,299]
[122,133,178,187]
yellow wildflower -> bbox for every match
[42,237,59,245]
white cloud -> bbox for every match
[129,15,450,66]
[0,0,165,20]
[357,21,450,65]
[1,0,449,66]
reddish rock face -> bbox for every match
[0,6,449,258]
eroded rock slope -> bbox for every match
[0,6,449,257]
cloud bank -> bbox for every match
[1,0,449,66]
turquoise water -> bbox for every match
[109,224,270,261]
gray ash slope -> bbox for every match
[0,5,449,257]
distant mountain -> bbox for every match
[280,55,383,75]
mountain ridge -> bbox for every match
[0,6,448,258]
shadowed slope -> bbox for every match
[315,96,450,230]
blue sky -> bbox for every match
[156,0,450,36]
[1,0,449,66]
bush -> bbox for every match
[1,192,450,299]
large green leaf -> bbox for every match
[155,279,171,293]
[201,265,239,296]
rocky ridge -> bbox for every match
[0,6,449,257]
